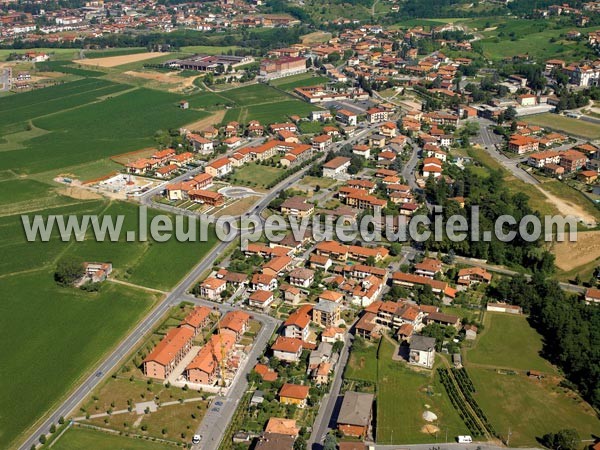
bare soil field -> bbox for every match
[58,186,103,200]
[121,70,200,92]
[534,185,597,226]
[123,70,182,84]
[301,31,332,44]
[184,109,226,131]
[550,230,600,272]
[110,147,157,165]
[75,52,167,68]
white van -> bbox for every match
[458,435,473,444]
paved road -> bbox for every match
[401,140,421,192]
[308,333,354,449]
[472,119,540,186]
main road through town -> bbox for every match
[19,124,378,450]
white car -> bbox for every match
[192,435,202,444]
[458,435,473,444]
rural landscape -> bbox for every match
[0,0,600,450]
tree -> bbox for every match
[323,434,337,450]
[541,429,580,450]
[389,242,402,256]
[54,256,84,286]
[294,435,307,450]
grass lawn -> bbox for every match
[466,312,557,373]
[377,339,468,444]
[0,273,158,449]
[469,367,600,446]
[343,339,378,382]
[229,163,285,189]
[52,427,173,450]
[270,73,330,91]
[301,175,338,189]
[219,83,290,106]
[524,113,600,140]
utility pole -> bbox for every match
[507,426,512,447]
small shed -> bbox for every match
[179,100,189,109]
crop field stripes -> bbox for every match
[438,367,496,439]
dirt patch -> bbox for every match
[121,70,201,92]
[74,52,167,68]
[184,110,226,131]
[111,147,157,165]
[301,31,332,44]
[123,70,183,84]
[421,424,440,434]
[550,230,600,271]
[58,186,103,200]
[534,185,597,226]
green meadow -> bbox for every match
[0,273,159,449]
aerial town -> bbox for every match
[1,0,600,450]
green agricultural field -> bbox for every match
[181,45,241,55]
[219,83,291,106]
[0,198,217,287]
[54,201,218,291]
[478,20,600,61]
[0,272,158,449]
[0,200,104,277]
[469,367,600,446]
[0,48,80,61]
[187,91,234,109]
[229,163,286,189]
[377,339,468,444]
[0,78,127,134]
[467,312,557,373]
[0,83,205,175]
[0,178,58,206]
[52,427,173,450]
[524,113,600,140]
[225,100,319,124]
[270,73,330,91]
[36,60,106,77]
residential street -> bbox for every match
[184,297,279,450]
[308,333,354,449]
